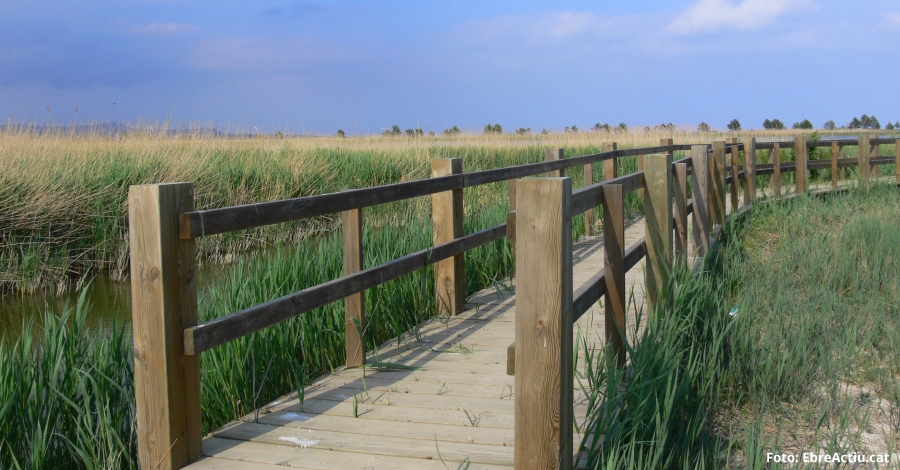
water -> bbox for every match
[0,260,230,342]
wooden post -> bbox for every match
[129,183,202,470]
[743,138,757,204]
[895,139,900,183]
[728,138,739,212]
[710,141,725,226]
[859,135,870,187]
[840,146,846,181]
[583,161,594,236]
[691,146,710,256]
[831,141,838,190]
[773,143,782,198]
[644,154,673,313]
[795,136,807,193]
[432,159,465,316]
[603,142,618,181]
[673,162,689,260]
[545,148,564,178]
[343,206,365,367]
[602,184,626,368]
[508,179,517,261]
[872,143,880,179]
[515,178,573,470]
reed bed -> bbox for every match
[4,126,867,294]
[577,183,900,469]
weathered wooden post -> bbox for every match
[772,143,781,198]
[794,136,807,193]
[432,159,465,316]
[728,138,739,212]
[546,148,564,177]
[129,182,202,470]
[710,141,726,226]
[583,160,594,236]
[831,141,839,190]
[603,142,618,181]
[858,135,870,187]
[515,177,573,470]
[743,138,757,204]
[872,142,880,179]
[895,139,900,183]
[343,205,365,367]
[603,183,626,368]
[644,154,673,313]
[673,161,689,260]
[508,179,517,265]
[691,146,711,256]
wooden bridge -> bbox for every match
[127,136,899,469]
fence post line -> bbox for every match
[858,135,870,187]
[545,148,564,177]
[795,135,807,193]
[691,145,711,257]
[773,143,782,198]
[674,162,689,260]
[602,184,627,368]
[431,159,465,316]
[744,138,757,204]
[710,141,726,227]
[603,142,618,181]
[343,206,365,367]
[644,154,673,313]
[728,138,739,212]
[583,161,594,236]
[514,177,573,470]
[129,182,202,470]
[840,146,846,182]
[831,141,839,190]
[895,139,900,183]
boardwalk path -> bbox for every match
[186,216,653,470]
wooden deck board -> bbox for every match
[187,215,662,469]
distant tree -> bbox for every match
[848,114,881,129]
[697,122,711,132]
[336,129,345,138]
[405,128,415,136]
[592,123,611,133]
[276,131,285,138]
[515,127,531,135]
[428,131,435,136]
[763,119,785,130]
[792,119,813,130]
[484,123,503,135]
[823,120,836,130]
[443,125,461,135]
[540,129,550,135]
[616,122,628,133]
[887,122,896,130]
[727,119,741,131]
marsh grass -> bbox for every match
[0,125,833,294]
[577,183,900,469]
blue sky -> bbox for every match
[1,0,898,134]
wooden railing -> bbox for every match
[127,135,899,469]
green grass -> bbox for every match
[578,183,900,469]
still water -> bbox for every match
[0,261,230,342]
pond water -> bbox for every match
[0,260,230,342]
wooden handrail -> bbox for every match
[179,144,697,239]
[183,222,506,354]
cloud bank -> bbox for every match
[668,0,818,35]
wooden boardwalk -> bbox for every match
[186,217,653,470]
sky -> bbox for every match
[1,0,898,134]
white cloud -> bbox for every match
[133,23,199,35]
[455,11,641,46]
[885,12,900,28]
[668,0,817,35]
